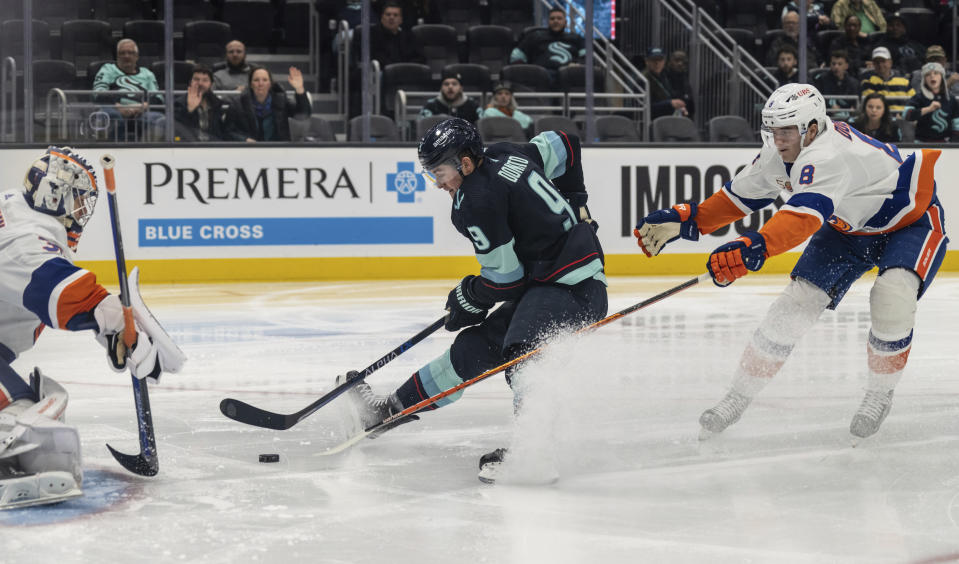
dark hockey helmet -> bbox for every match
[417,117,484,173]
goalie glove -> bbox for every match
[445,275,492,331]
[633,202,700,257]
[707,231,767,287]
[92,294,163,382]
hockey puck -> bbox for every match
[258,453,280,463]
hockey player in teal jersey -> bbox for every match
[338,118,607,482]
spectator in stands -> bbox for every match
[860,46,914,111]
[643,47,692,119]
[480,81,533,131]
[910,45,959,99]
[213,40,251,91]
[781,2,832,31]
[815,50,860,120]
[766,11,820,67]
[509,8,585,85]
[903,62,959,142]
[848,93,902,143]
[93,38,163,141]
[665,49,695,117]
[830,0,885,35]
[772,45,800,86]
[226,66,311,142]
[829,15,870,74]
[174,65,226,142]
[875,13,926,74]
[419,69,480,123]
[352,1,424,66]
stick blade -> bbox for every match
[106,443,159,476]
[219,398,292,430]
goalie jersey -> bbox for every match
[694,118,942,257]
[452,130,605,305]
[0,190,107,362]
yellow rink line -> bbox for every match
[77,250,959,284]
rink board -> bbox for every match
[0,145,954,282]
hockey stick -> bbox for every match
[219,315,448,430]
[100,154,159,477]
[320,273,713,455]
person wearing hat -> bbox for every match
[830,0,885,34]
[903,62,959,142]
[419,70,480,124]
[860,46,914,111]
[480,81,533,131]
[509,8,585,85]
[874,13,926,74]
[643,46,692,119]
[910,45,959,99]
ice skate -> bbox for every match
[850,389,894,440]
[699,390,752,439]
[477,448,508,484]
[335,372,418,438]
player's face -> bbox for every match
[426,163,462,196]
[770,126,802,162]
[865,98,885,121]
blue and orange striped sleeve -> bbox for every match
[23,257,108,330]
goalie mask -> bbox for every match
[760,83,828,158]
[23,146,99,251]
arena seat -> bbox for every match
[534,115,581,137]
[594,115,640,142]
[412,24,459,78]
[467,25,514,79]
[61,20,114,75]
[707,115,755,142]
[442,63,492,94]
[652,115,701,142]
[478,116,527,142]
[123,20,165,67]
[348,115,400,141]
[183,21,232,66]
[0,20,51,68]
[290,115,335,142]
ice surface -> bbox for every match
[4,275,959,564]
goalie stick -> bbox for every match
[219,315,447,430]
[319,273,713,455]
[101,154,159,477]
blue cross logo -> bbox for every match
[387,162,425,203]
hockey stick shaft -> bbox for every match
[101,154,159,476]
[219,315,447,430]
[364,273,712,437]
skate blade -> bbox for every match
[478,463,559,486]
[698,427,717,441]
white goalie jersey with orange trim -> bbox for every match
[0,190,107,360]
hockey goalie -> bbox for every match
[0,147,176,508]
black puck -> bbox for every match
[259,453,280,463]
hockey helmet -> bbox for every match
[760,83,827,155]
[23,147,99,242]
[417,117,484,180]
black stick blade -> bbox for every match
[106,444,159,476]
[219,398,292,430]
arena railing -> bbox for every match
[1,57,15,143]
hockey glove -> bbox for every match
[93,294,129,370]
[707,231,767,287]
[445,275,491,331]
[634,202,699,257]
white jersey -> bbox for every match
[707,118,940,255]
[0,190,106,361]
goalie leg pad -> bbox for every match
[0,471,82,510]
[0,372,81,489]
